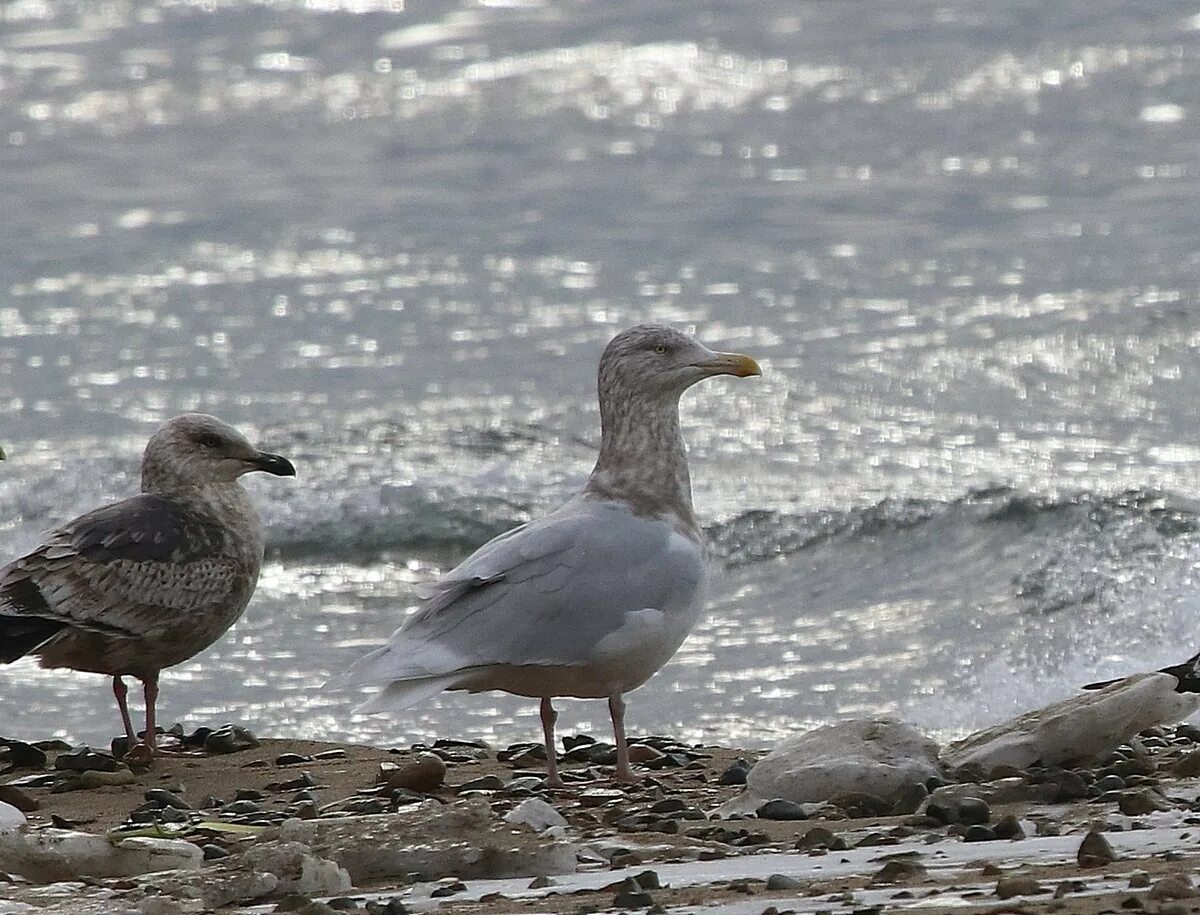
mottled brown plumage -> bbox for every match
[0,414,295,753]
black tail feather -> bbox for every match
[0,616,65,663]
[1082,650,1200,694]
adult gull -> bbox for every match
[333,324,760,784]
[0,414,295,755]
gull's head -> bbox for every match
[599,324,761,402]
[142,413,296,489]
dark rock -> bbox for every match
[236,788,267,801]
[498,743,546,762]
[562,734,595,751]
[613,876,653,908]
[996,876,1046,899]
[1129,871,1151,888]
[269,773,318,792]
[649,798,687,814]
[201,844,229,861]
[457,775,505,793]
[1119,788,1169,816]
[1078,829,1118,867]
[1175,724,1200,742]
[963,825,997,842]
[429,880,466,898]
[766,874,803,890]
[795,826,847,851]
[924,801,955,825]
[633,870,661,890]
[313,749,348,761]
[829,791,891,818]
[871,860,927,884]
[222,800,262,815]
[55,747,118,773]
[1121,896,1145,909]
[365,901,409,915]
[145,789,192,810]
[1053,770,1089,802]
[756,798,807,820]
[956,797,990,825]
[1171,750,1200,778]
[718,759,751,785]
[1,740,47,769]
[1149,874,1196,900]
[854,832,899,848]
[891,783,928,815]
[327,900,359,912]
[381,753,446,793]
[993,814,1025,840]
[276,753,313,766]
[204,725,259,754]
[0,785,38,812]
[1095,774,1126,793]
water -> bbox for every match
[3,0,1200,750]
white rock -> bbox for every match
[0,801,26,833]
[738,718,941,809]
[504,798,568,832]
[281,797,577,883]
[0,828,201,883]
[943,672,1200,771]
[242,841,352,897]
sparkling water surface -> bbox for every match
[4,0,1200,749]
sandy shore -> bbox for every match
[4,728,1200,914]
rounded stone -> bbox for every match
[382,752,446,793]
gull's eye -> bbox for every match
[194,432,224,449]
[653,344,667,355]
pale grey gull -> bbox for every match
[332,324,760,785]
[0,413,295,755]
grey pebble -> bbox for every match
[757,798,807,821]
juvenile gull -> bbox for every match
[0,414,295,754]
[333,324,760,784]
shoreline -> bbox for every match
[3,728,1200,914]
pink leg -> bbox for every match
[141,672,160,752]
[609,692,637,782]
[112,675,137,744]
[540,697,564,788]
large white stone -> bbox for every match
[0,801,25,833]
[280,797,577,882]
[504,798,568,832]
[943,671,1200,771]
[0,829,201,883]
[742,718,942,808]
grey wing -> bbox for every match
[386,500,706,675]
[0,494,242,640]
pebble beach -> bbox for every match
[7,715,1200,915]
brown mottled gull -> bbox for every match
[0,413,295,754]
[332,324,760,785]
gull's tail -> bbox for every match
[1082,650,1200,694]
[324,639,469,712]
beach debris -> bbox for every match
[943,673,1200,771]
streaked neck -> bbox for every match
[585,389,695,523]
